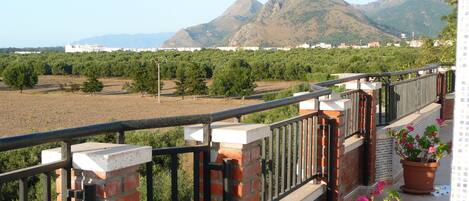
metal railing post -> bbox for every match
[202,124,211,201]
[146,162,154,201]
[117,130,125,144]
[19,177,28,201]
[61,141,72,201]
[43,172,51,201]
[83,184,96,201]
[223,159,233,201]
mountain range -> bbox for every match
[72,33,174,48]
[162,0,263,48]
[72,0,452,48]
[357,0,452,38]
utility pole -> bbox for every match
[154,58,162,104]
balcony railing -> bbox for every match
[0,63,456,201]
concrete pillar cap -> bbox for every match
[41,142,152,172]
[320,99,352,111]
[184,122,271,144]
[345,82,382,90]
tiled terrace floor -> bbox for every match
[383,121,453,201]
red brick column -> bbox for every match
[185,123,269,201]
[211,142,261,201]
[41,143,152,201]
[323,110,346,201]
[320,99,350,201]
[345,82,382,186]
[56,166,140,201]
[363,88,379,185]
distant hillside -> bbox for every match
[73,33,174,48]
[357,0,452,38]
[227,0,397,47]
[162,0,263,48]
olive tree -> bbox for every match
[209,59,255,98]
[2,64,38,93]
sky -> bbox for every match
[0,0,376,48]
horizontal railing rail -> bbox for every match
[0,63,454,201]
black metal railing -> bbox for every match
[261,112,329,201]
[0,63,455,201]
[386,74,438,122]
[340,90,372,138]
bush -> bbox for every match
[2,63,38,92]
[82,76,103,94]
[210,59,255,97]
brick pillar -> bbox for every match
[42,142,152,201]
[320,99,351,201]
[345,82,382,185]
[185,122,270,201]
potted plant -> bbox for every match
[387,119,451,194]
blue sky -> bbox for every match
[0,0,376,48]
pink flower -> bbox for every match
[416,134,421,141]
[356,196,370,201]
[407,143,414,149]
[406,124,415,132]
[373,181,386,195]
[436,118,445,126]
[428,146,436,154]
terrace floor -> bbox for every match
[383,121,453,201]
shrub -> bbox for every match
[210,59,255,97]
[2,64,38,92]
[82,76,103,94]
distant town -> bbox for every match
[63,40,425,53]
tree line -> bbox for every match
[1,47,431,96]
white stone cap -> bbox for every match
[438,67,449,73]
[345,82,382,90]
[294,92,319,110]
[41,142,152,172]
[319,92,341,101]
[320,99,351,111]
[418,70,428,75]
[184,122,271,144]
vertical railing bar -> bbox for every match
[286,123,292,191]
[117,130,125,144]
[170,154,179,201]
[378,86,383,125]
[194,152,200,201]
[313,116,318,177]
[43,172,51,201]
[203,149,210,201]
[326,118,334,201]
[292,121,298,188]
[268,129,273,201]
[146,161,154,201]
[298,120,303,184]
[261,138,266,201]
[280,126,286,194]
[303,118,308,182]
[274,128,280,198]
[19,177,28,201]
[308,117,313,179]
[202,124,211,201]
[223,159,233,201]
[61,141,71,201]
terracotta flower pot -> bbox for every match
[401,160,439,194]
